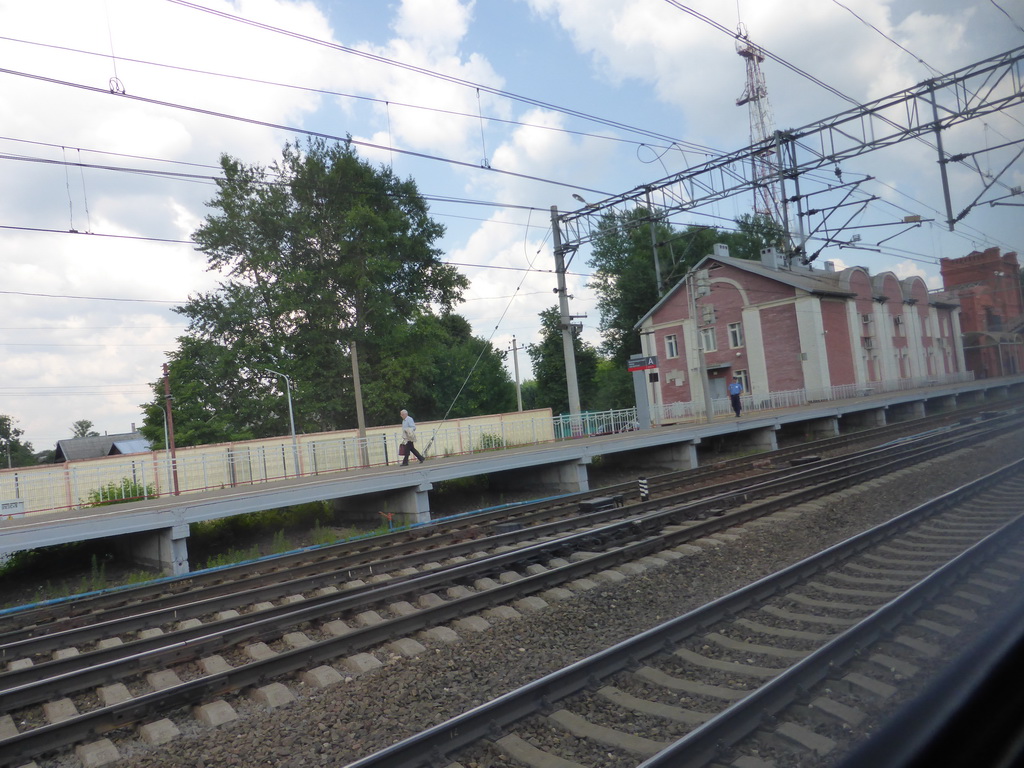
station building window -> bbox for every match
[728,322,744,348]
[665,333,678,359]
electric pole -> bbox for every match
[511,336,523,412]
[162,363,180,495]
[550,205,583,424]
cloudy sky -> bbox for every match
[2,0,1022,451]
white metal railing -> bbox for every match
[0,372,984,517]
[0,410,575,516]
[651,370,977,425]
[551,407,640,439]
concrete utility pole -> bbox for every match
[686,271,716,422]
[350,340,370,467]
[511,336,523,412]
[162,363,180,495]
[645,188,664,295]
[550,205,582,424]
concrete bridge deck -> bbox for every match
[2,378,1020,575]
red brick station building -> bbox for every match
[635,244,1022,419]
[939,247,1024,379]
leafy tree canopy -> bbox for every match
[0,414,36,468]
[587,210,785,365]
[139,138,516,447]
[526,307,601,415]
[71,420,100,438]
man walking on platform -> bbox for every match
[399,409,425,465]
[728,377,743,418]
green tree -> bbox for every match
[353,312,516,423]
[526,307,601,415]
[586,210,785,409]
[519,379,539,411]
[411,314,516,419]
[0,414,36,468]
[139,337,267,449]
[70,420,100,438]
[586,208,709,409]
[587,207,668,366]
[729,213,788,261]
[140,138,472,443]
[592,357,629,412]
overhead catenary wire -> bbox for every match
[659,0,1023,199]
[0,4,1011,450]
[1,23,1013,257]
[160,0,714,151]
[988,0,1024,34]
[423,209,548,454]
[0,34,718,157]
[0,65,616,201]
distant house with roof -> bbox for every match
[634,244,967,417]
[53,432,150,463]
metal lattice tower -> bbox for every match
[736,28,783,224]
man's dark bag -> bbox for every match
[398,443,407,456]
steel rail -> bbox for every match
[341,456,1024,768]
[638,458,1024,767]
[0,414,1013,697]
[0,420,1016,766]
[0,403,998,636]
[0,416,999,667]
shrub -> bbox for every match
[86,478,155,506]
[478,433,505,450]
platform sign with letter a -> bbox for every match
[627,355,658,372]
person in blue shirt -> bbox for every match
[728,378,743,417]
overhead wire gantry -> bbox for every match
[553,45,1024,264]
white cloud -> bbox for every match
[0,0,1019,448]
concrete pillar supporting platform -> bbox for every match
[924,394,958,414]
[732,425,779,453]
[492,458,591,497]
[116,524,190,576]
[956,389,985,406]
[332,480,433,528]
[840,407,887,430]
[620,441,698,474]
[984,386,1010,402]
[888,401,926,421]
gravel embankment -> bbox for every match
[52,430,1022,768]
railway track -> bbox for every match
[0,403,1000,637]
[0,409,1019,766]
[351,457,1024,768]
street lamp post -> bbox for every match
[267,369,300,476]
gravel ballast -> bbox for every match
[44,430,1023,768]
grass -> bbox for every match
[0,500,388,608]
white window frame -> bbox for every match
[700,327,717,352]
[728,322,744,349]
[734,369,749,392]
[665,333,679,359]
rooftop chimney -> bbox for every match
[760,247,781,269]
